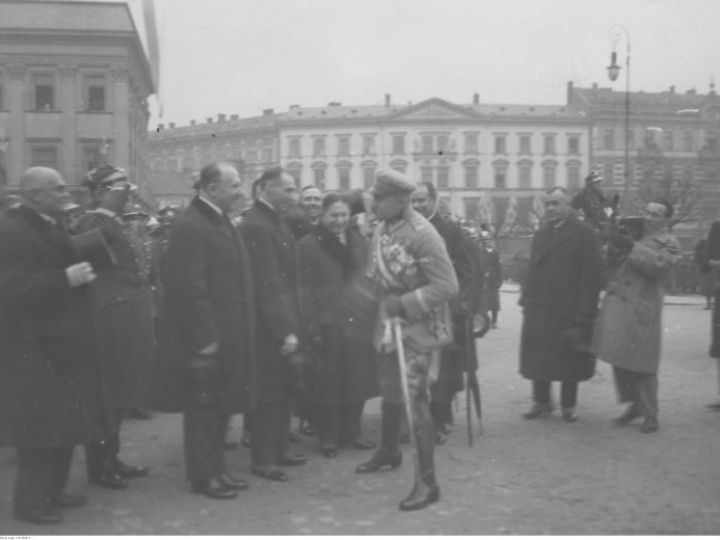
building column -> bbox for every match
[58,64,78,183]
[111,66,130,168]
[6,63,26,186]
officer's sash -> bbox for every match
[372,226,453,353]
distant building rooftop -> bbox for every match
[150,97,584,141]
[0,0,135,34]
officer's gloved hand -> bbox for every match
[384,295,405,318]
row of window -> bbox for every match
[287,133,583,159]
[596,160,714,185]
[284,160,584,191]
[601,128,720,153]
[0,72,107,112]
[23,140,111,174]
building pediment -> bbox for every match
[387,98,482,122]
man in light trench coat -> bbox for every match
[593,198,680,433]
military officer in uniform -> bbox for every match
[355,170,458,512]
[76,165,154,489]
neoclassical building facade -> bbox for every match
[570,81,720,227]
[148,95,590,229]
[148,84,720,233]
[0,0,155,205]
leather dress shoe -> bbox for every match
[251,466,288,482]
[522,403,553,420]
[90,469,129,489]
[613,405,641,426]
[348,438,377,450]
[219,473,249,490]
[640,416,659,434]
[320,447,337,458]
[14,508,64,525]
[191,478,238,499]
[561,407,578,423]
[399,485,440,512]
[278,453,307,466]
[53,493,88,509]
[355,452,402,473]
[114,459,149,479]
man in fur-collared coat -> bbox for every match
[519,187,603,423]
[593,198,680,434]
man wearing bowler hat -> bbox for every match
[355,170,458,512]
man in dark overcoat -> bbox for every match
[410,181,481,441]
[519,187,603,422]
[75,165,154,490]
[239,166,307,483]
[0,167,107,524]
[479,231,502,328]
[151,162,256,499]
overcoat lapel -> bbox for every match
[18,205,76,259]
[535,217,576,264]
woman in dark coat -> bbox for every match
[298,193,378,458]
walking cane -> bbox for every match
[465,370,473,447]
[392,319,419,459]
[465,316,483,442]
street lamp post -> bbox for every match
[607,25,631,214]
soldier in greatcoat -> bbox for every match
[75,165,154,489]
[594,199,680,433]
[0,168,107,524]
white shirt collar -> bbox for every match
[257,196,276,213]
[199,195,223,216]
[38,212,57,226]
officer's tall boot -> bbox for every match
[399,394,440,511]
[355,401,403,473]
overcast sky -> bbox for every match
[148,0,720,127]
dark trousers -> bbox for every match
[533,380,578,408]
[14,446,74,515]
[317,401,365,449]
[251,400,291,467]
[613,366,659,418]
[183,412,230,482]
[85,408,122,479]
